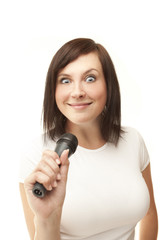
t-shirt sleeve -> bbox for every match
[19,136,44,183]
[137,131,150,172]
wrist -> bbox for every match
[34,209,62,240]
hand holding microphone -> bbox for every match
[32,133,78,198]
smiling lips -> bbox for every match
[68,102,92,109]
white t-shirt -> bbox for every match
[19,127,150,240]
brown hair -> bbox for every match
[43,38,122,145]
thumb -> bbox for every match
[60,149,69,166]
[59,149,70,181]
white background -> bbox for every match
[0,0,159,239]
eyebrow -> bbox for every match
[57,68,99,78]
[83,68,99,76]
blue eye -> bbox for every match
[86,76,96,82]
[61,79,71,84]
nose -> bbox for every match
[71,82,86,99]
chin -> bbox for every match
[68,117,99,127]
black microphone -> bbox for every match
[32,133,78,198]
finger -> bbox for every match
[40,156,60,174]
[36,162,56,183]
[42,149,59,160]
[60,149,69,166]
[56,173,61,181]
[59,149,70,182]
[25,171,53,191]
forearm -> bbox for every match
[34,211,61,240]
[139,210,158,240]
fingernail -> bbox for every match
[57,173,61,180]
[48,185,52,191]
[56,159,61,165]
[63,149,69,155]
[53,181,57,187]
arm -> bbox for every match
[34,210,61,240]
[19,182,35,239]
[19,183,61,240]
[19,149,69,240]
[139,163,158,240]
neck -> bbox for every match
[65,121,106,149]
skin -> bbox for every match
[56,52,107,148]
[56,53,107,127]
[19,52,158,240]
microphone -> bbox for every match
[32,133,78,198]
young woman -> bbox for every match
[19,38,158,240]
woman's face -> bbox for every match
[55,52,107,127]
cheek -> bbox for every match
[97,87,107,112]
[55,87,71,116]
[55,87,67,105]
[90,84,107,104]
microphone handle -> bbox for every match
[32,143,72,198]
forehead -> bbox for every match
[58,52,103,74]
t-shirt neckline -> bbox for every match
[77,143,108,153]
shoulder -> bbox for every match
[120,126,143,145]
[119,126,148,158]
[120,126,150,171]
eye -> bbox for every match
[61,78,71,84]
[86,76,96,82]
